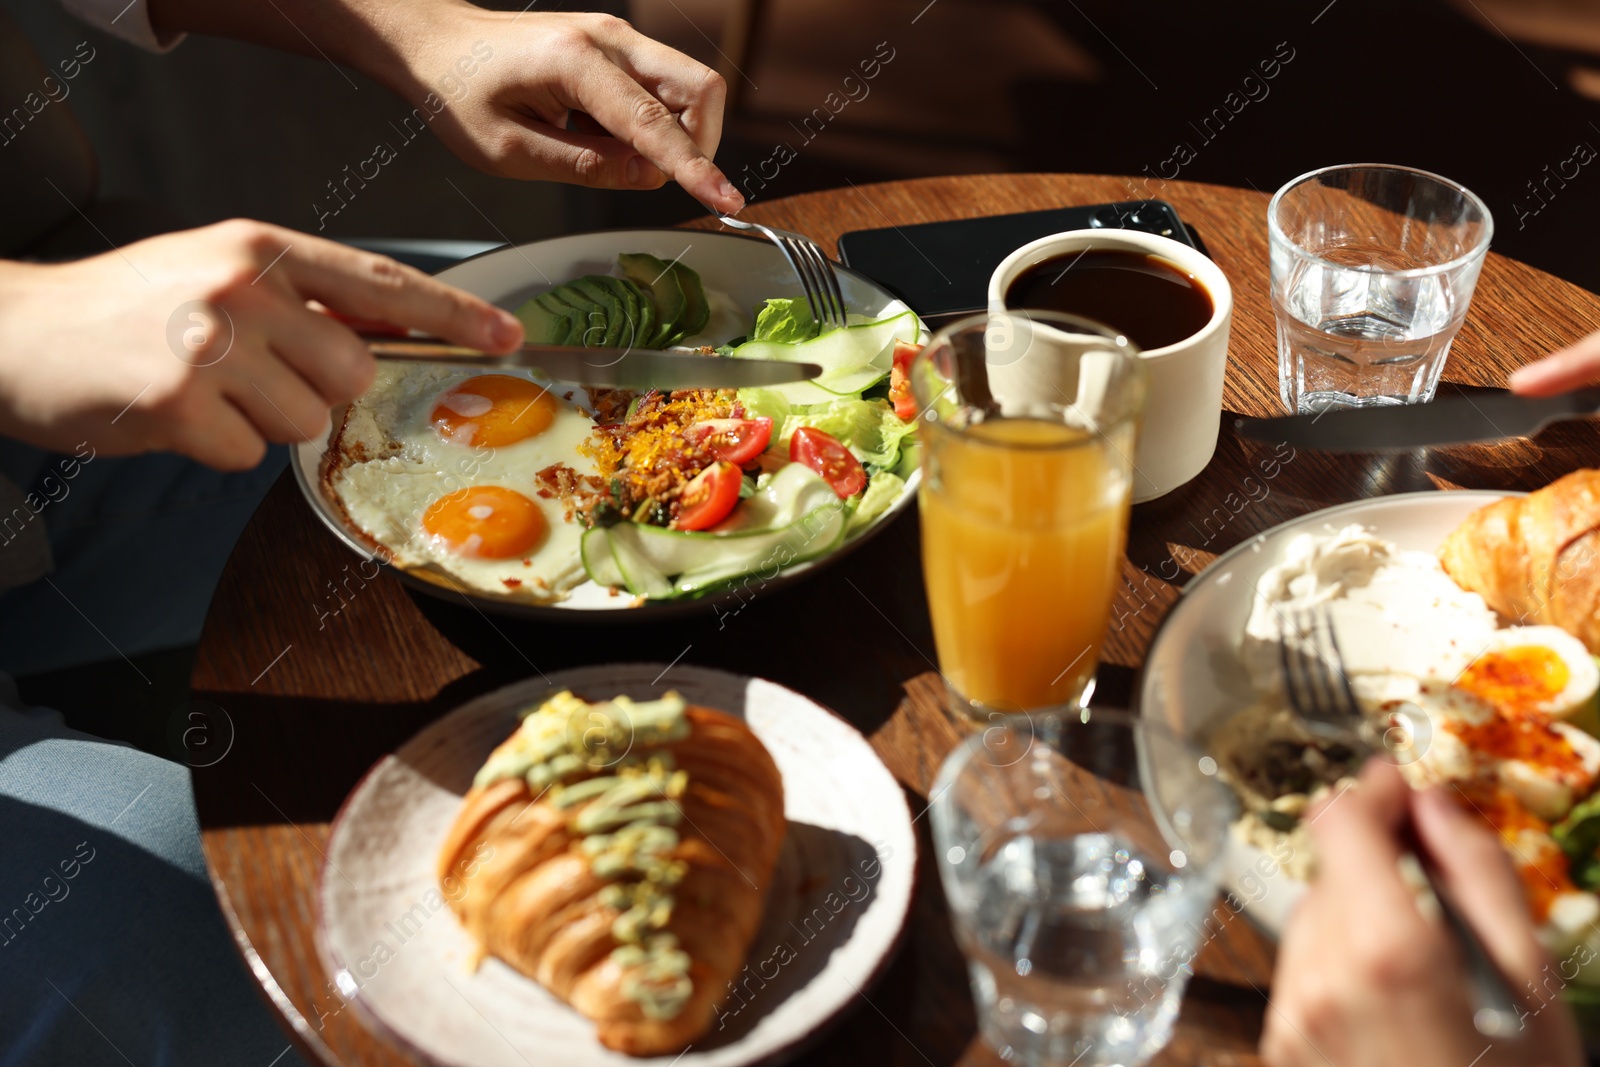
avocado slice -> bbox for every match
[595,276,651,351]
[542,290,599,343]
[514,294,571,344]
[595,276,641,350]
[607,277,655,350]
[569,276,626,348]
[664,261,710,343]
[544,287,605,348]
[618,253,687,347]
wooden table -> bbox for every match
[192,174,1600,1067]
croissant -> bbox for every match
[1438,469,1600,652]
[438,690,786,1056]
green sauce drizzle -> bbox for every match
[471,690,696,1020]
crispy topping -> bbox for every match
[579,389,743,526]
[534,463,609,524]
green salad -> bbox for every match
[514,258,923,602]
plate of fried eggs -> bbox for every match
[292,228,920,620]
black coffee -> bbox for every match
[1005,250,1213,351]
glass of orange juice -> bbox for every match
[912,311,1146,721]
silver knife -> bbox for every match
[362,336,822,390]
[1235,386,1600,452]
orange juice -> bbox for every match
[919,416,1132,714]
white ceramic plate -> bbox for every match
[1137,489,1516,934]
[316,663,918,1067]
[292,229,922,621]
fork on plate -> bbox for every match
[1278,604,1524,1039]
[718,214,848,330]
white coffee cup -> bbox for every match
[989,229,1233,503]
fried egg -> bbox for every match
[1456,625,1600,723]
[330,365,599,600]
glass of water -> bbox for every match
[930,709,1235,1067]
[1269,163,1493,413]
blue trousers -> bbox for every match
[0,693,309,1065]
[0,444,307,1064]
[0,443,288,676]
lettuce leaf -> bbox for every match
[778,397,918,470]
[737,387,792,424]
[846,471,905,535]
[1554,793,1600,890]
[751,298,819,344]
[740,390,917,473]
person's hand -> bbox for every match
[387,6,741,213]
[1262,760,1583,1067]
[0,219,523,471]
[1509,330,1600,396]
[146,0,743,212]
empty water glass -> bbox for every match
[930,710,1235,1067]
[1269,163,1493,413]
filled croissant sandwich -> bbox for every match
[437,689,786,1055]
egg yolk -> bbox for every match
[1457,645,1571,719]
[421,486,546,558]
[1449,778,1573,923]
[431,375,559,448]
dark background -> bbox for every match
[5,0,1600,291]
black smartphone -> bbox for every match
[836,200,1207,325]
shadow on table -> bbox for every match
[405,505,933,744]
[189,666,508,827]
[695,823,883,1051]
[782,780,976,1067]
[1125,399,1600,596]
[196,510,932,828]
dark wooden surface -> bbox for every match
[192,174,1600,1067]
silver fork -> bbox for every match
[1279,605,1523,1039]
[718,214,848,330]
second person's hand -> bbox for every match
[392,6,743,214]
[1509,329,1600,396]
[1261,760,1583,1067]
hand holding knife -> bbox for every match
[328,312,822,391]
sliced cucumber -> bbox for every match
[578,465,848,598]
[760,366,891,406]
[581,527,627,589]
[608,530,673,598]
[729,310,917,375]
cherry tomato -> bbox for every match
[675,461,742,530]
[888,340,921,421]
[685,417,773,467]
[790,427,867,498]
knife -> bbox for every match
[359,335,822,390]
[1235,386,1600,452]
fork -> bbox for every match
[1279,605,1523,1039]
[718,214,848,330]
